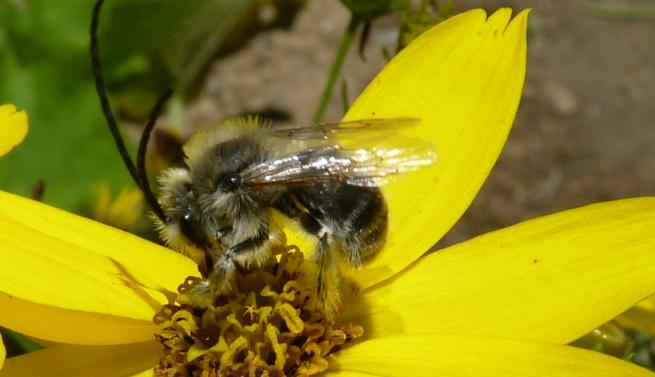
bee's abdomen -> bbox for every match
[336,185,387,266]
[295,184,388,268]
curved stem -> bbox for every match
[312,16,360,124]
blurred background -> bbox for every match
[1,0,654,367]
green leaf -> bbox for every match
[0,1,133,211]
[1,327,42,356]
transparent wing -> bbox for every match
[270,117,420,141]
[240,138,437,188]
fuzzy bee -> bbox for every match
[89,0,436,315]
[153,116,436,312]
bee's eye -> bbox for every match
[218,174,241,192]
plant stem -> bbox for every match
[585,3,655,20]
[340,79,350,114]
[312,16,360,124]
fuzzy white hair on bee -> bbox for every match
[151,167,206,267]
[183,116,272,164]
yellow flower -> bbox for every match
[0,103,28,371]
[616,295,655,336]
[1,8,655,376]
[0,104,28,157]
[90,183,144,231]
[0,333,3,372]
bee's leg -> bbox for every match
[203,225,233,271]
[273,193,326,250]
[186,252,235,307]
[275,193,341,316]
[287,209,341,314]
[190,220,288,307]
[220,225,271,279]
[315,231,341,317]
[197,251,213,278]
[295,219,342,317]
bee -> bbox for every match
[153,116,436,312]
[89,0,436,315]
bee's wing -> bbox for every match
[240,138,437,188]
[269,117,420,141]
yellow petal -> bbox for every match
[0,191,199,344]
[636,294,655,311]
[0,341,159,377]
[616,305,655,336]
[0,104,28,157]
[325,334,654,377]
[343,197,655,344]
[91,183,144,231]
[129,370,154,377]
[341,8,527,288]
[0,332,4,371]
[620,295,655,334]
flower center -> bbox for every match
[153,245,363,376]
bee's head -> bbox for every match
[186,136,269,218]
[154,167,215,266]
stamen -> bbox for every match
[153,246,363,376]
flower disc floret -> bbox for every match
[153,246,363,376]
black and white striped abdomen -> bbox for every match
[293,183,388,268]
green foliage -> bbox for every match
[0,0,298,212]
[339,0,407,20]
[0,0,134,211]
[98,0,255,106]
[0,327,42,357]
[397,0,456,51]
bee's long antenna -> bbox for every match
[91,0,171,223]
[138,89,174,223]
[90,0,140,188]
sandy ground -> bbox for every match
[184,0,655,247]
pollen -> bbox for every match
[153,246,363,376]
